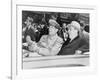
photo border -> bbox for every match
[11,1,97,80]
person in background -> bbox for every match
[61,23,69,42]
[80,21,89,44]
[32,23,40,42]
[84,25,89,33]
[58,21,89,55]
[39,22,49,39]
[22,17,36,50]
[28,20,63,56]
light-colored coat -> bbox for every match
[37,34,63,56]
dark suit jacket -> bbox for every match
[58,34,89,55]
[23,27,36,43]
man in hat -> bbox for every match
[58,21,89,55]
[28,20,63,56]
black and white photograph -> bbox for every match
[1,0,100,80]
[10,2,97,79]
[22,10,90,69]
[0,0,99,80]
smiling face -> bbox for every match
[49,25,58,36]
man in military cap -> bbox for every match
[28,20,63,56]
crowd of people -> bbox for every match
[22,14,89,57]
